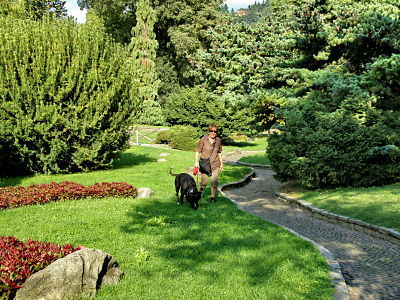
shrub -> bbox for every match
[230,133,249,142]
[0,15,138,176]
[0,236,82,299]
[268,72,400,188]
[0,181,138,209]
[154,130,172,144]
[155,126,199,151]
[169,126,199,151]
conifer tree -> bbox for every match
[129,0,163,125]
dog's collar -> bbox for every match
[185,188,195,195]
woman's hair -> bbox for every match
[208,123,219,132]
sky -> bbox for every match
[64,0,259,23]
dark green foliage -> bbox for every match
[364,54,400,111]
[346,13,400,71]
[0,16,138,175]
[163,87,226,132]
[269,109,397,188]
[265,0,400,188]
[155,125,199,151]
[268,70,400,188]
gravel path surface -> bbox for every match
[223,155,400,300]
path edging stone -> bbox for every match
[218,166,349,300]
[275,191,400,247]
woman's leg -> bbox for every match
[199,173,209,192]
[210,169,219,199]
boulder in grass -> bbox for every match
[15,248,124,300]
[136,187,155,198]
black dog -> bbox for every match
[169,168,201,210]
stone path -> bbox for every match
[222,155,400,300]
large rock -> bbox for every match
[136,187,155,198]
[15,248,124,300]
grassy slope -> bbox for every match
[283,183,400,232]
[0,146,333,299]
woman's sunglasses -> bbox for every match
[209,130,218,133]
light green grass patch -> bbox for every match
[239,152,270,165]
[286,183,400,232]
[223,137,267,152]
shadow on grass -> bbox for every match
[120,196,328,297]
[0,153,156,188]
[113,153,156,169]
[225,141,258,148]
[0,176,26,188]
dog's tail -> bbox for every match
[169,167,179,177]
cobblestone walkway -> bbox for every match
[222,158,400,300]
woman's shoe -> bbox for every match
[210,197,216,202]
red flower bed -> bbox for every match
[0,181,138,209]
[0,236,83,299]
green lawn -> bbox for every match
[282,183,400,232]
[0,146,333,299]
[223,137,267,152]
[238,153,270,165]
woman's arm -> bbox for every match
[218,152,224,171]
[195,152,200,167]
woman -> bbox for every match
[194,123,224,202]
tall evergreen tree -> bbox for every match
[129,0,163,125]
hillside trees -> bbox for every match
[0,15,139,175]
[267,0,400,188]
[77,0,224,84]
[186,6,295,134]
[1,0,68,19]
[24,0,68,20]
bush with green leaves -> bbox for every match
[155,125,199,151]
[269,71,400,188]
[0,15,137,175]
[154,130,172,145]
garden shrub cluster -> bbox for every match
[0,181,138,209]
[155,125,200,151]
[0,236,82,299]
